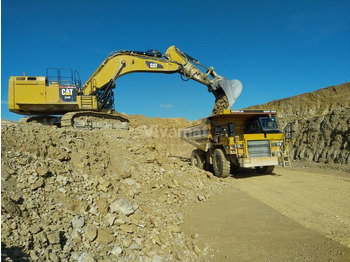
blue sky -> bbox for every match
[2,0,350,121]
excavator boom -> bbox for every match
[83,46,242,108]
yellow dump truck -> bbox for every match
[182,109,292,177]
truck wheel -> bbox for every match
[212,148,230,178]
[191,150,205,170]
[255,166,275,174]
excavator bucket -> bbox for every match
[210,77,243,108]
[218,79,243,108]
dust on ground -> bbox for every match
[183,173,350,261]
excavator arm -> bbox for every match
[83,46,242,109]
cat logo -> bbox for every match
[145,61,164,69]
[59,86,77,102]
[61,88,74,96]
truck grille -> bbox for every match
[247,140,271,158]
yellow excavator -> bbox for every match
[8,46,242,128]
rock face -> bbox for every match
[1,117,221,261]
[247,82,350,165]
[291,108,350,164]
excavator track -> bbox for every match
[60,111,129,129]
[19,116,61,126]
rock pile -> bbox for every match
[1,120,223,261]
[211,95,229,115]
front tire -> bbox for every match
[191,150,206,170]
[212,148,230,178]
[255,166,275,174]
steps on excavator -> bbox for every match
[81,95,93,109]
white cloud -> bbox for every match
[159,104,174,109]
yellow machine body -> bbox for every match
[8,76,98,115]
[182,109,290,171]
[9,46,240,118]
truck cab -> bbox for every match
[246,116,280,134]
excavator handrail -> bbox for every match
[108,49,163,58]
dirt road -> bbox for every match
[183,166,350,261]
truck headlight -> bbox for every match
[272,141,283,147]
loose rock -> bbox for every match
[110,198,135,216]
[96,229,114,244]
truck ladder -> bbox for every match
[281,122,294,167]
[282,155,291,167]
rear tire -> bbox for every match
[191,150,206,170]
[255,166,275,174]
[212,148,230,178]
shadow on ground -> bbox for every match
[232,167,280,179]
[174,155,279,179]
[1,243,30,262]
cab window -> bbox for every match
[259,117,279,131]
